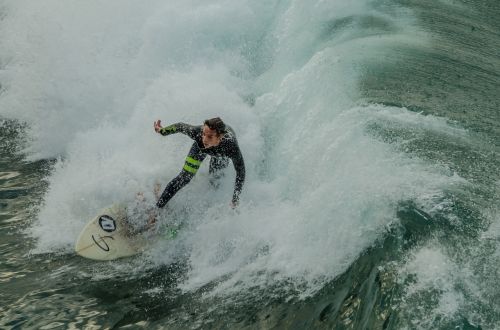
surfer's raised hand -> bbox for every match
[154,119,163,133]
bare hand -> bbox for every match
[154,119,163,133]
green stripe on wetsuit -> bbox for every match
[159,125,177,135]
[183,156,202,174]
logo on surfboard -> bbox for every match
[92,234,114,251]
[99,215,116,232]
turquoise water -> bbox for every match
[1,0,499,328]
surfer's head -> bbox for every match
[202,117,225,148]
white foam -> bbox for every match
[396,243,483,328]
[1,0,468,299]
[397,204,500,330]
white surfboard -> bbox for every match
[75,204,150,261]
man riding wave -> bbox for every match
[153,117,245,209]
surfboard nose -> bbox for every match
[75,205,140,261]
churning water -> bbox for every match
[1,0,499,328]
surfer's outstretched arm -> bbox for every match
[154,120,199,140]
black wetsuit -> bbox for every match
[156,123,245,208]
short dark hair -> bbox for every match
[204,117,226,135]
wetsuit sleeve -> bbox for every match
[159,122,199,140]
[230,145,245,204]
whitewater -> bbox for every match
[1,0,499,329]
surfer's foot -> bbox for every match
[136,191,145,201]
[146,208,159,228]
[147,216,156,227]
[154,182,162,200]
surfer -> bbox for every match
[153,117,245,210]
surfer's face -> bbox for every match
[202,125,222,148]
